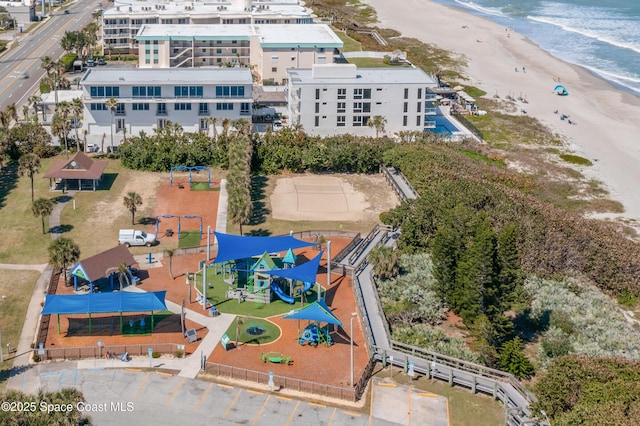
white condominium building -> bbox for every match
[136,23,343,85]
[286,64,438,137]
[81,68,253,136]
[103,0,312,54]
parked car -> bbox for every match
[86,144,99,153]
[106,146,118,154]
[63,9,69,14]
[97,58,106,65]
[87,59,95,67]
[272,120,283,130]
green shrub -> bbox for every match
[174,350,184,358]
[559,154,593,166]
[152,352,161,358]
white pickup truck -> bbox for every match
[118,229,157,247]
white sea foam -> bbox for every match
[451,0,508,18]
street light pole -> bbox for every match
[350,312,357,387]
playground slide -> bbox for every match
[302,281,314,293]
[270,283,295,304]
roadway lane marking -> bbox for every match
[327,407,337,426]
[251,394,271,426]
[222,389,243,419]
[133,372,150,400]
[193,383,213,413]
[284,400,300,426]
[164,378,185,405]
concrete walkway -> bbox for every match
[0,263,48,272]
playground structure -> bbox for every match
[299,323,333,347]
[169,165,211,188]
[155,214,203,238]
[260,352,292,365]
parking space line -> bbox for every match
[193,383,213,413]
[377,382,397,387]
[247,389,263,395]
[308,402,324,407]
[408,386,412,426]
[277,396,293,401]
[217,383,234,389]
[447,398,451,426]
[156,371,173,377]
[133,372,150,400]
[164,378,186,405]
[328,407,337,426]
[368,382,374,426]
[126,368,143,372]
[222,389,243,419]
[343,411,361,417]
[418,393,438,397]
[251,394,271,426]
[284,400,300,426]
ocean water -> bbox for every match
[434,0,640,96]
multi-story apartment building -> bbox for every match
[286,64,438,137]
[135,23,343,85]
[81,68,253,136]
[102,0,312,54]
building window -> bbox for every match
[90,103,107,111]
[200,119,208,131]
[115,104,125,115]
[271,67,277,73]
[174,86,203,98]
[315,89,320,100]
[198,103,209,115]
[353,88,371,99]
[157,103,167,115]
[337,116,345,127]
[132,86,161,98]
[89,86,120,97]
[354,102,371,113]
[404,88,409,99]
[417,102,421,113]
[240,102,250,115]
[216,48,222,54]
[337,88,346,99]
[315,103,320,114]
[416,116,422,126]
[403,115,408,126]
[132,103,149,111]
[314,116,319,127]
[271,56,278,63]
[337,102,346,113]
[403,102,408,113]
[174,103,192,111]
[353,116,369,127]
[417,88,422,98]
[216,103,234,110]
[157,118,167,129]
[215,86,245,98]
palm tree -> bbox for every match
[71,97,83,146]
[117,262,132,290]
[367,245,400,279]
[0,110,10,128]
[206,116,219,139]
[40,56,54,76]
[6,103,18,124]
[235,316,245,348]
[32,198,54,234]
[52,101,72,158]
[48,237,80,286]
[123,191,142,225]
[22,104,30,121]
[28,94,44,121]
[105,96,118,152]
[18,153,41,202]
[166,248,174,279]
[367,115,387,138]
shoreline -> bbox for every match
[363,0,640,222]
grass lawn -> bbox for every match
[223,317,281,346]
[335,30,361,52]
[178,231,202,249]
[0,158,60,264]
[372,366,505,426]
[190,182,220,191]
[0,270,40,392]
[347,57,397,68]
[195,268,323,318]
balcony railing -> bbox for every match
[424,120,436,128]
[425,107,437,115]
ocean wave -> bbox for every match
[580,65,640,96]
[528,15,640,55]
[451,0,508,18]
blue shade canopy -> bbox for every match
[41,291,168,315]
[213,232,315,263]
[282,299,343,326]
[264,250,324,285]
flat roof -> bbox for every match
[287,66,438,86]
[103,0,309,17]
[81,68,253,84]
[136,23,343,48]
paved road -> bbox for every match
[0,1,102,111]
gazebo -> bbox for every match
[70,245,137,293]
[43,151,108,191]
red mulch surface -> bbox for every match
[149,178,221,243]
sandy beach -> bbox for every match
[364,0,640,222]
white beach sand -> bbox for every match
[364,0,640,221]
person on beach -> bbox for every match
[515,67,519,72]
[523,66,526,73]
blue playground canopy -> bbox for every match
[264,250,324,285]
[213,232,315,264]
[282,299,343,326]
[42,291,167,315]
[41,291,168,334]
